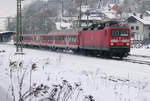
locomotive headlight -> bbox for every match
[111,39,119,42]
[122,40,130,42]
[126,43,130,46]
[110,43,114,46]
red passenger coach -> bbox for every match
[21,29,80,50]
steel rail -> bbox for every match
[122,58,150,65]
[129,54,150,59]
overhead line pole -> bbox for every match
[16,0,19,52]
[20,0,23,52]
[60,0,64,29]
[16,0,23,52]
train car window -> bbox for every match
[50,36,53,40]
[59,36,61,41]
[68,36,71,41]
[74,36,77,42]
[36,36,38,40]
[70,36,72,41]
[63,36,65,41]
[40,36,42,40]
[105,30,107,37]
[31,36,34,40]
[72,36,73,41]
[37,36,40,40]
[62,36,65,41]
[23,36,26,40]
[72,36,74,42]
[70,36,76,42]
[120,30,129,36]
[27,36,30,40]
[34,36,36,40]
[25,36,28,40]
[45,36,48,40]
[40,36,46,40]
[55,36,65,41]
[59,36,64,41]
[55,36,59,41]
[76,35,78,41]
[111,29,120,37]
[73,36,75,42]
[74,36,76,42]
[42,36,44,40]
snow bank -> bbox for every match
[0,44,150,101]
[0,86,12,101]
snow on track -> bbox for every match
[0,44,150,101]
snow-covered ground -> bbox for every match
[131,46,150,56]
[0,44,150,101]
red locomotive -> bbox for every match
[14,21,131,58]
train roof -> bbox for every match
[48,29,80,34]
[0,31,16,35]
[23,29,80,36]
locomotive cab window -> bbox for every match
[120,30,129,36]
[111,29,129,37]
[111,30,120,37]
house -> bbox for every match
[142,10,150,20]
[143,11,150,17]
[127,15,150,44]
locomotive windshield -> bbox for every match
[111,29,129,37]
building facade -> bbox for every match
[127,15,150,44]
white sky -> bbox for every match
[0,0,17,18]
[0,0,34,31]
[0,0,16,31]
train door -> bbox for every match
[52,35,55,48]
[104,30,108,45]
[65,35,69,49]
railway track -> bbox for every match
[121,54,150,66]
[122,58,150,65]
[2,44,150,66]
[129,54,150,59]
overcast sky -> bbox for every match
[0,0,17,17]
[0,0,33,31]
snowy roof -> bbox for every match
[55,22,72,30]
[0,31,16,35]
[143,16,150,21]
[49,29,80,33]
[102,11,116,19]
[81,15,102,20]
[131,15,150,25]
[146,10,150,15]
[81,5,90,12]
[101,4,117,19]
